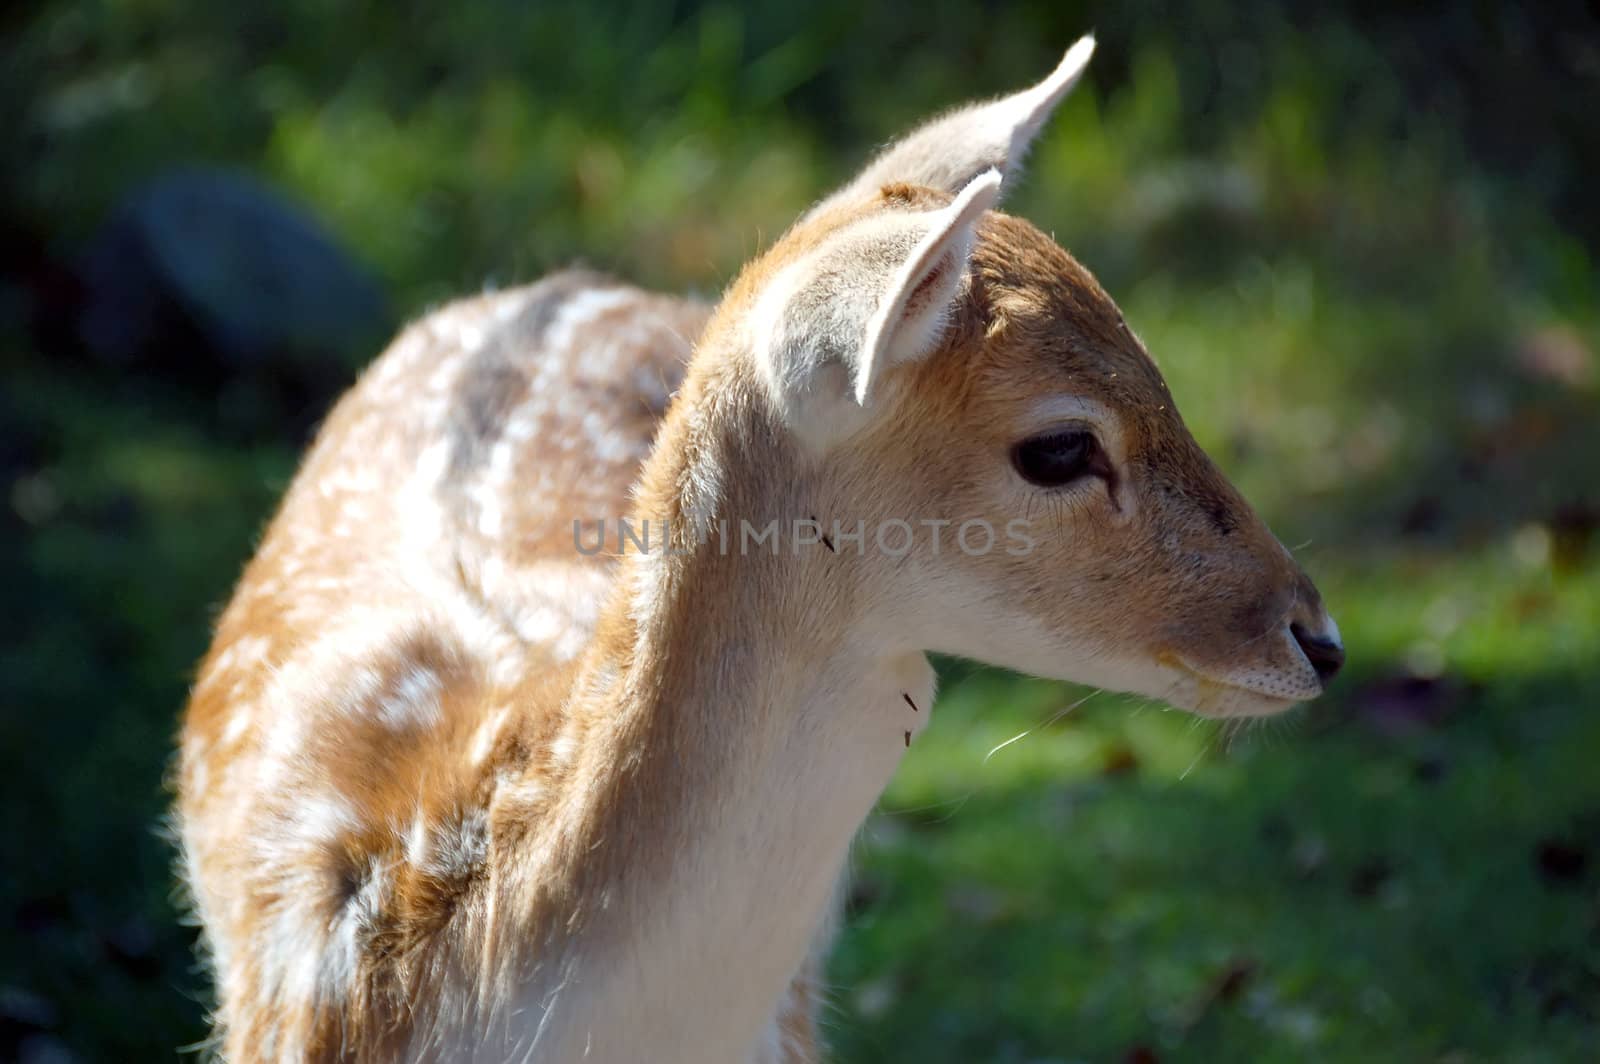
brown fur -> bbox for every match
[177,277,716,1059]
[177,43,1336,1062]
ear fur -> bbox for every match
[811,34,1094,217]
[854,169,1001,405]
[752,171,1000,447]
[751,36,1095,448]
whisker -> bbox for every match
[1179,729,1217,780]
[982,688,1101,764]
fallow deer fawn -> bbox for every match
[177,36,1343,1062]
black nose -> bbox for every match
[1291,623,1345,686]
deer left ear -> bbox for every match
[752,170,1002,446]
[810,34,1095,218]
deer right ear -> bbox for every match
[752,171,1001,449]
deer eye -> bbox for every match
[1011,429,1098,488]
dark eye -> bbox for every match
[1011,430,1098,488]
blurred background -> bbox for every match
[3,1,1599,1060]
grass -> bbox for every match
[833,550,1600,1062]
[3,2,1598,1059]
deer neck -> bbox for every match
[498,368,933,1062]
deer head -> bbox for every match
[720,36,1343,716]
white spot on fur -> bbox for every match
[406,811,430,867]
[545,288,637,354]
[379,665,444,731]
[498,777,544,808]
[221,705,254,747]
[470,706,511,767]
[548,733,576,767]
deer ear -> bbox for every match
[753,170,1001,446]
[853,170,1000,404]
[812,35,1094,217]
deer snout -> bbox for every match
[1271,557,1344,690]
[1290,621,1344,687]
[1281,566,1345,693]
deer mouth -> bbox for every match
[1156,652,1307,718]
[1189,682,1302,719]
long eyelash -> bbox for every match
[1042,480,1099,528]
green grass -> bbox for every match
[832,550,1600,1062]
[3,2,1598,1059]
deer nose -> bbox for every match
[1290,622,1345,687]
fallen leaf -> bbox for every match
[1102,745,1140,777]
